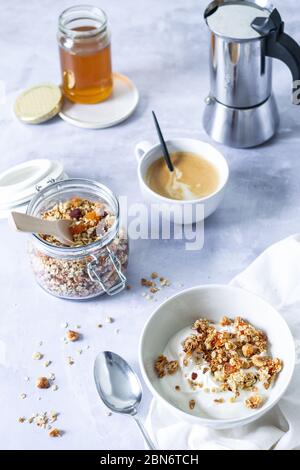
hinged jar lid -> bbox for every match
[205,1,270,41]
[0,159,66,218]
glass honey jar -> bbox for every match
[57,5,113,104]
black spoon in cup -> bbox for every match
[152,111,174,172]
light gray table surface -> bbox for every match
[1,0,300,450]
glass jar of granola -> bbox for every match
[27,179,128,300]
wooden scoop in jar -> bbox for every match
[9,211,74,246]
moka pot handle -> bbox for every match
[252,8,300,105]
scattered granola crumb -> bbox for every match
[150,287,159,294]
[189,399,196,410]
[66,330,80,342]
[18,417,26,423]
[126,284,132,290]
[76,325,81,329]
[160,277,170,287]
[141,278,153,287]
[50,411,58,422]
[24,376,30,382]
[36,377,50,389]
[105,411,112,417]
[32,352,43,360]
[48,372,55,381]
[28,416,35,424]
[52,385,58,392]
[203,388,210,393]
[229,396,236,403]
[61,322,68,329]
[35,413,48,428]
[67,356,75,365]
[105,316,113,324]
[245,394,264,409]
[97,323,103,328]
[44,360,51,368]
[151,272,158,279]
[77,349,83,355]
[48,428,62,437]
[20,393,27,399]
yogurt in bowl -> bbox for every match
[139,285,295,429]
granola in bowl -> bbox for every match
[27,180,128,300]
[154,316,283,419]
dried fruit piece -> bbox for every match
[85,211,100,222]
[69,208,82,219]
[70,223,86,235]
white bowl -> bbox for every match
[135,138,229,224]
[139,285,295,429]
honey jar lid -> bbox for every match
[14,84,62,124]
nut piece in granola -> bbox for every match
[66,330,80,342]
[36,377,50,389]
[245,394,264,409]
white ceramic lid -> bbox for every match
[0,159,66,219]
[59,73,139,129]
[206,2,269,40]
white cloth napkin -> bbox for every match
[146,234,300,450]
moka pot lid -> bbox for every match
[205,1,271,41]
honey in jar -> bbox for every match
[58,6,113,104]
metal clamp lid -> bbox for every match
[87,248,126,296]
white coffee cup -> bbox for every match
[135,138,229,224]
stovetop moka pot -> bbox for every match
[203,1,300,148]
